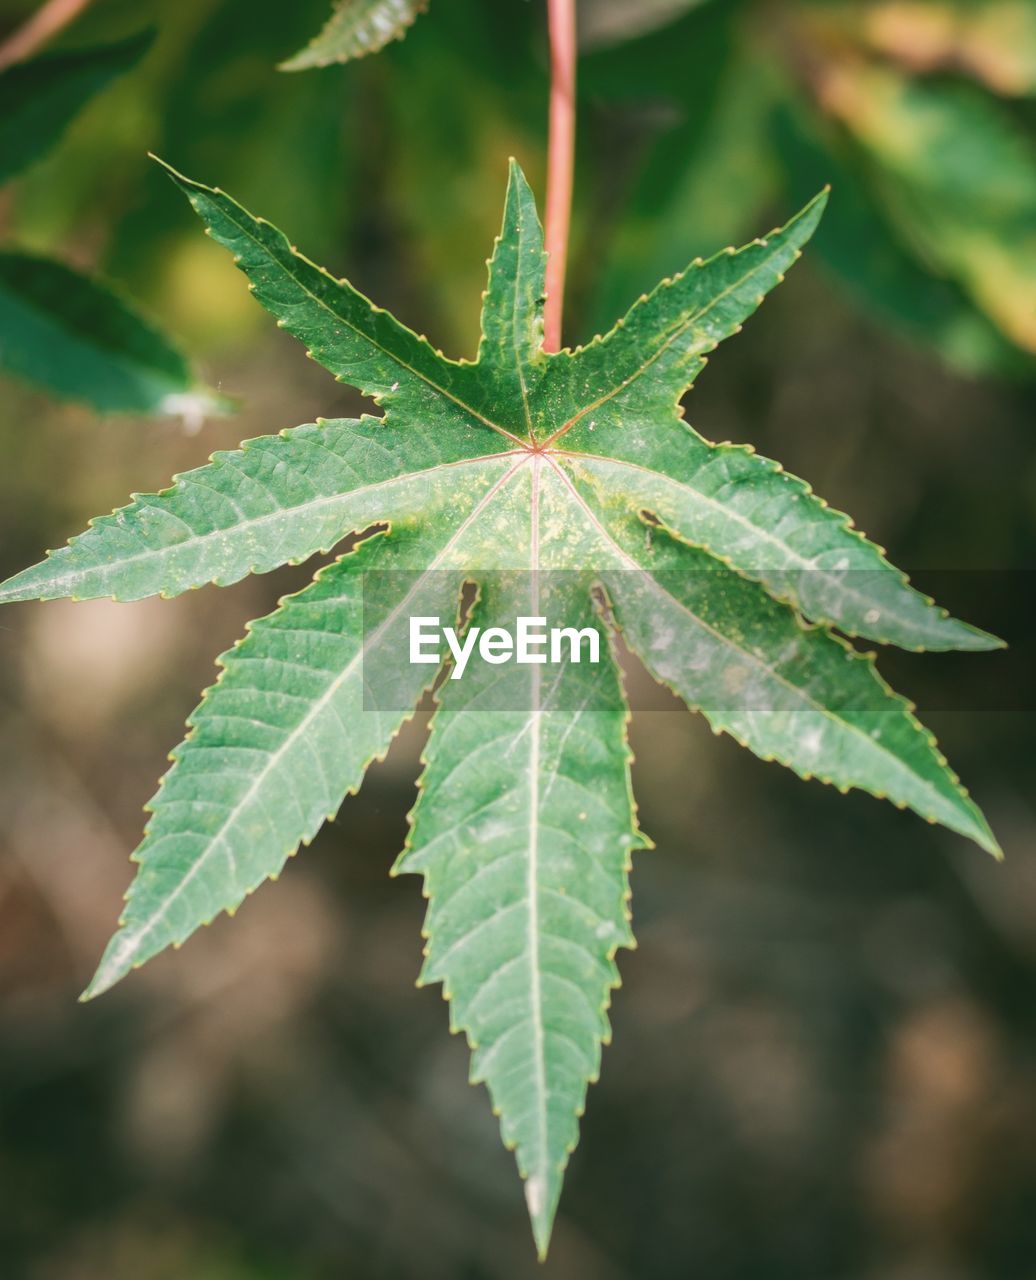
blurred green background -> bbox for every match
[1,0,1036,1276]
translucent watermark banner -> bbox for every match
[359,569,1021,714]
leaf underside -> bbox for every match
[280,0,429,70]
[1,157,1001,1254]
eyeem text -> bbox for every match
[409,616,601,680]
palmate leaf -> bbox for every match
[280,0,428,71]
[0,157,1002,1253]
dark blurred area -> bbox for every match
[1,0,1035,1276]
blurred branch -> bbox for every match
[0,0,93,70]
[544,0,576,352]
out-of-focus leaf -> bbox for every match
[0,29,153,186]
[163,0,354,248]
[382,0,543,349]
[588,46,777,336]
[0,251,213,416]
[582,0,730,104]
[821,61,1036,354]
[584,5,775,336]
[839,0,1036,97]
[579,0,711,50]
[775,101,1026,377]
[280,0,428,70]
[93,0,356,339]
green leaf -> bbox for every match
[774,101,1026,378]
[280,0,428,71]
[585,503,997,852]
[397,574,643,1256]
[1,158,1002,1252]
[0,417,514,603]
[156,156,497,434]
[584,8,777,334]
[378,2,543,350]
[0,250,214,416]
[0,30,153,186]
[821,62,1036,355]
[84,511,488,1000]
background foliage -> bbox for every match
[0,0,1035,1276]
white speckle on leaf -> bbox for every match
[525,1175,544,1219]
[650,625,675,653]
[864,608,881,624]
[653,657,678,682]
[722,663,749,694]
[479,819,512,842]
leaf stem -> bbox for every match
[543,0,576,353]
[0,0,93,69]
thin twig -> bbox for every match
[543,0,576,353]
[0,0,93,70]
